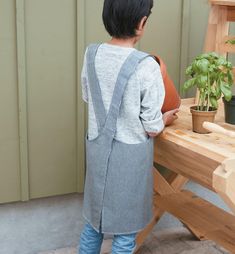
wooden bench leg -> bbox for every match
[154,190,235,253]
[213,157,235,215]
[135,168,202,252]
[154,168,207,241]
[135,207,165,252]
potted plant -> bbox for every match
[182,52,234,133]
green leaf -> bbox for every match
[197,59,210,74]
[182,78,196,92]
[185,65,193,76]
[209,52,219,59]
[220,81,232,101]
[210,96,218,109]
[226,39,235,45]
[217,57,227,66]
[226,61,233,69]
[227,71,234,85]
[198,53,210,59]
[192,61,200,73]
[182,51,234,102]
[208,64,216,72]
[196,75,207,88]
[215,85,222,99]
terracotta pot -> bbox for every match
[154,56,181,113]
[190,106,217,134]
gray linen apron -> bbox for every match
[83,44,154,234]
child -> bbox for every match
[79,0,179,253]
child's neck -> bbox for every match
[108,37,138,48]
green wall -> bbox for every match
[0,0,21,203]
[0,0,84,203]
[0,0,221,203]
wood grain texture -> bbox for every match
[204,5,219,52]
[227,6,235,20]
[154,99,235,190]
[213,157,235,213]
[152,99,235,253]
[203,122,235,137]
[153,169,206,240]
[155,190,235,253]
[135,169,189,251]
[210,0,235,7]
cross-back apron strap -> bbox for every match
[104,50,149,134]
[86,44,106,131]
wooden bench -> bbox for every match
[136,98,235,253]
[155,189,235,253]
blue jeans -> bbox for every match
[78,223,136,254]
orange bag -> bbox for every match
[154,56,181,113]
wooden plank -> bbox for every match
[154,169,206,240]
[16,0,29,201]
[219,36,235,53]
[135,207,165,251]
[227,6,235,20]
[135,170,189,250]
[206,227,235,254]
[219,42,235,52]
[162,100,235,157]
[167,173,188,190]
[180,97,195,105]
[204,5,219,52]
[215,6,229,56]
[153,169,187,195]
[213,157,235,213]
[154,190,235,253]
[154,99,235,192]
[210,0,235,7]
[154,134,223,190]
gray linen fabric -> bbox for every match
[81,43,165,144]
[83,44,154,234]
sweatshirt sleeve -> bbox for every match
[81,48,88,103]
[138,57,165,133]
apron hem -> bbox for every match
[83,212,152,235]
[82,213,100,234]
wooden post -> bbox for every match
[135,168,206,252]
[213,157,235,213]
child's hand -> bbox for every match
[146,109,179,137]
[147,132,159,137]
[163,108,179,126]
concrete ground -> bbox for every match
[1,181,230,254]
[38,227,230,254]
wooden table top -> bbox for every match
[159,98,235,162]
[210,0,235,6]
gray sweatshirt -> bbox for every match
[81,43,165,144]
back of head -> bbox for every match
[102,0,153,39]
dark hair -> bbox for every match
[102,0,153,39]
